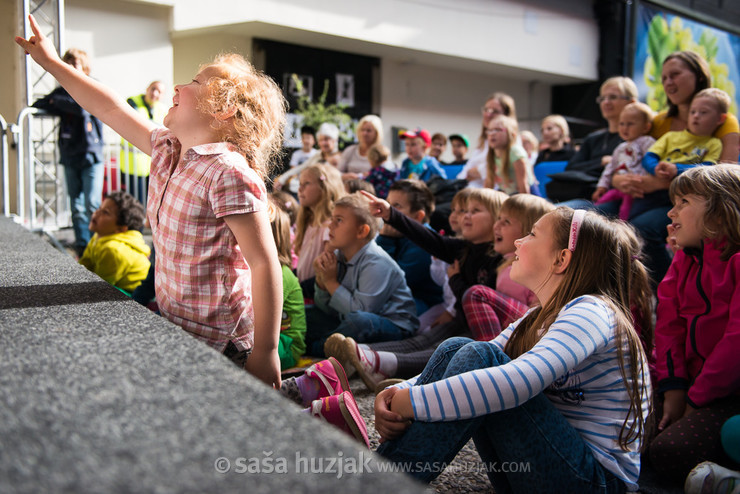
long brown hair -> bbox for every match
[269,198,293,267]
[485,115,519,191]
[294,164,345,254]
[504,208,651,450]
[662,51,711,118]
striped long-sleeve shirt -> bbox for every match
[394,295,650,491]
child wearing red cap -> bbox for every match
[399,128,447,182]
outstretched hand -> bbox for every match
[358,190,391,221]
[15,15,62,71]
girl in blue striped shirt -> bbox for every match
[374,208,652,493]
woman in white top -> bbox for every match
[338,114,383,179]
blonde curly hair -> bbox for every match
[197,53,287,180]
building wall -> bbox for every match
[380,58,552,162]
[65,0,173,102]
[172,33,252,89]
[168,0,599,81]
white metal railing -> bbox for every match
[1,113,9,216]
[9,107,149,232]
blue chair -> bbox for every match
[442,164,464,179]
[533,160,568,198]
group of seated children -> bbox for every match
[56,43,737,491]
[593,88,729,220]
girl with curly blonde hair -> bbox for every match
[17,16,287,388]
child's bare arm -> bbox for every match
[224,211,282,388]
[513,158,528,194]
[16,15,156,155]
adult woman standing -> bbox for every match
[608,51,739,283]
[457,92,517,188]
[337,114,383,179]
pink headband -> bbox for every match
[568,210,586,252]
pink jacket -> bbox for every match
[655,239,740,408]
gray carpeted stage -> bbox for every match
[0,216,423,493]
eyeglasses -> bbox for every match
[481,106,503,116]
[486,128,505,135]
[596,95,630,104]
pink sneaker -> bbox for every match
[311,391,370,448]
[343,337,387,392]
[304,357,351,399]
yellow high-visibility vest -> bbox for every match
[119,94,167,177]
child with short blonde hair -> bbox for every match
[363,143,398,199]
[18,17,285,386]
[644,88,728,180]
[535,114,575,165]
[592,102,656,220]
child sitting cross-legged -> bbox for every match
[304,193,419,357]
[79,191,150,294]
[375,208,652,492]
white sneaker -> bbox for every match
[685,461,740,494]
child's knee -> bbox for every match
[450,341,508,371]
[437,336,473,354]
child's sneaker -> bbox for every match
[324,333,356,377]
[342,337,387,392]
[311,391,370,448]
[304,357,351,399]
[685,461,740,494]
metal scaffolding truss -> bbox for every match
[16,0,69,230]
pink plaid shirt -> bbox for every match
[148,128,267,352]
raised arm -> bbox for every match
[16,15,156,155]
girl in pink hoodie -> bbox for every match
[649,164,740,483]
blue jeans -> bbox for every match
[305,307,412,357]
[64,157,103,250]
[377,338,625,494]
